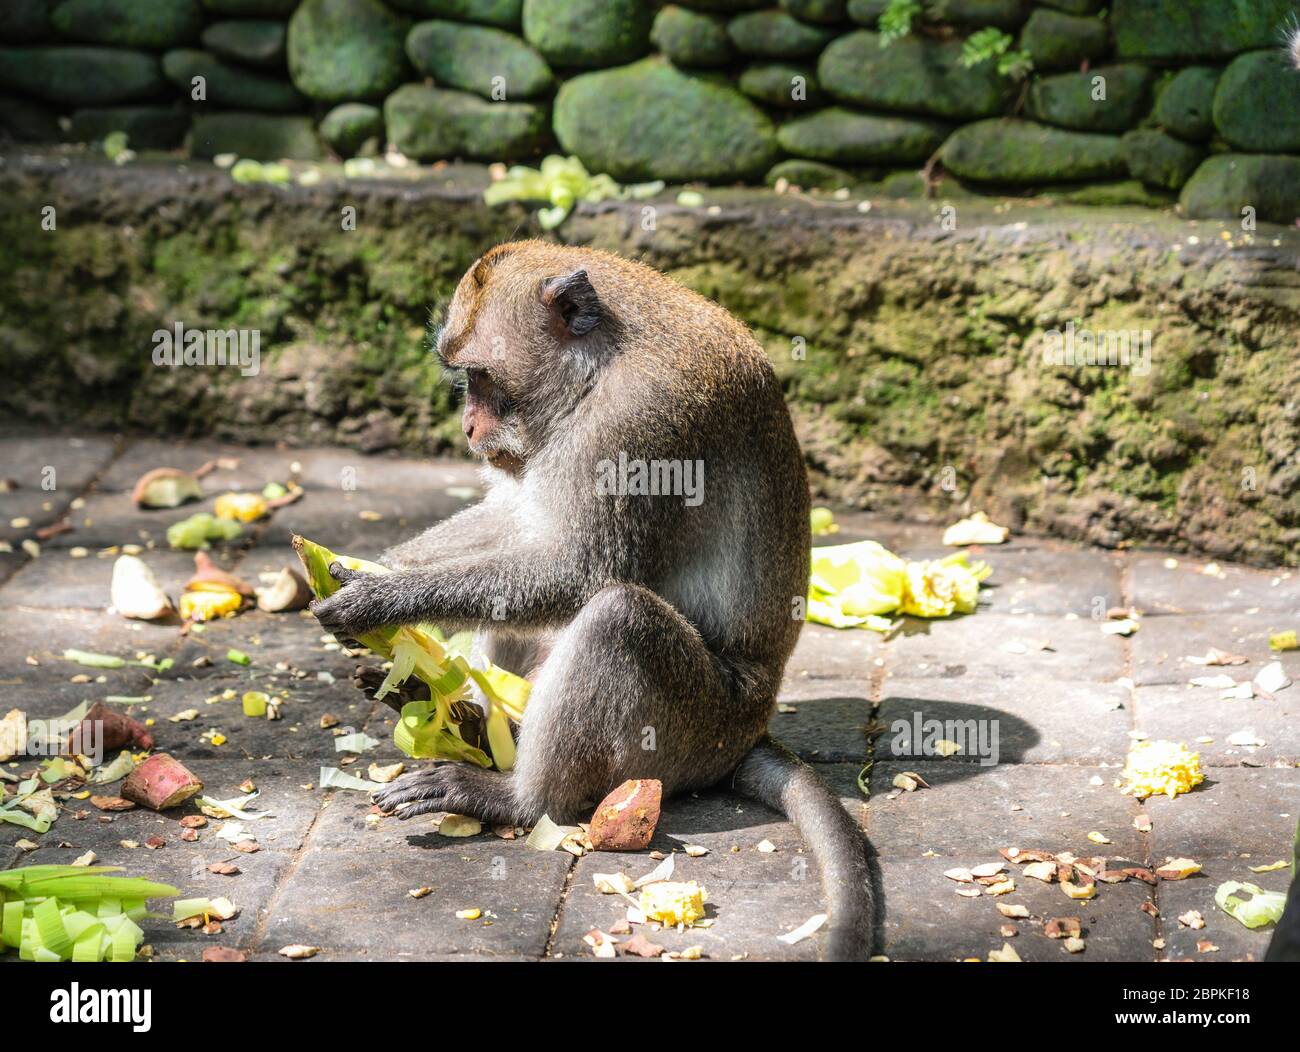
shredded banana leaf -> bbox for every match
[294,536,531,771]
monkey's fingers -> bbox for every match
[327,560,369,586]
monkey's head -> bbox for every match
[434,242,607,474]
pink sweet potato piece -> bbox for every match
[66,700,155,755]
[121,753,204,811]
[588,778,662,851]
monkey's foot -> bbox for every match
[372,763,517,825]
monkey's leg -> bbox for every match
[376,584,761,827]
[508,583,759,823]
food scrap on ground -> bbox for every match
[808,540,990,631]
[942,511,1009,546]
[1119,740,1205,800]
[588,778,662,851]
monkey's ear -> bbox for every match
[541,269,601,338]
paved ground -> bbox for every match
[1,425,1296,962]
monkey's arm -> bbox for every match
[310,548,602,638]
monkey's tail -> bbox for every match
[733,734,877,961]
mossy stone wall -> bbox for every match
[1,158,1296,565]
[2,1,1299,220]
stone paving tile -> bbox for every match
[116,678,367,764]
[768,677,871,763]
[1130,554,1298,616]
[876,856,1156,962]
[0,431,117,491]
[551,764,863,961]
[1134,684,1300,767]
[866,760,1144,860]
[258,488,463,555]
[1130,612,1300,687]
[785,622,885,681]
[889,613,1126,683]
[1143,767,1300,860]
[94,440,301,496]
[1155,864,1290,962]
[815,512,943,553]
[4,431,1295,963]
[878,675,1132,766]
[2,545,197,609]
[0,492,76,548]
[162,607,361,687]
[964,547,1125,618]
[0,761,324,856]
[270,448,481,496]
[0,607,177,709]
[36,491,202,552]
[258,838,571,959]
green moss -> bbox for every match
[1154,65,1219,142]
[738,62,820,108]
[51,0,203,48]
[384,84,548,162]
[780,0,846,24]
[386,0,522,27]
[190,112,321,159]
[727,9,836,58]
[287,0,409,103]
[201,20,287,68]
[1112,0,1297,61]
[1027,65,1154,134]
[1212,50,1300,153]
[67,105,191,149]
[652,6,734,68]
[779,106,948,164]
[0,46,166,105]
[1018,8,1109,70]
[318,102,383,157]
[1122,128,1203,190]
[554,58,779,182]
[162,49,303,112]
[942,119,1126,183]
[406,20,551,99]
[1180,153,1300,224]
[765,158,853,190]
[818,30,1010,121]
[522,0,650,67]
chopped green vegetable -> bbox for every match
[226,649,251,666]
[241,690,268,716]
[91,750,136,785]
[1215,880,1286,929]
[334,732,380,754]
[166,512,242,550]
[319,766,376,792]
[0,865,178,962]
[483,154,662,230]
[262,481,287,500]
[172,897,212,922]
[62,648,125,669]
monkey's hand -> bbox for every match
[308,562,393,640]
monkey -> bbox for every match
[310,240,876,961]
